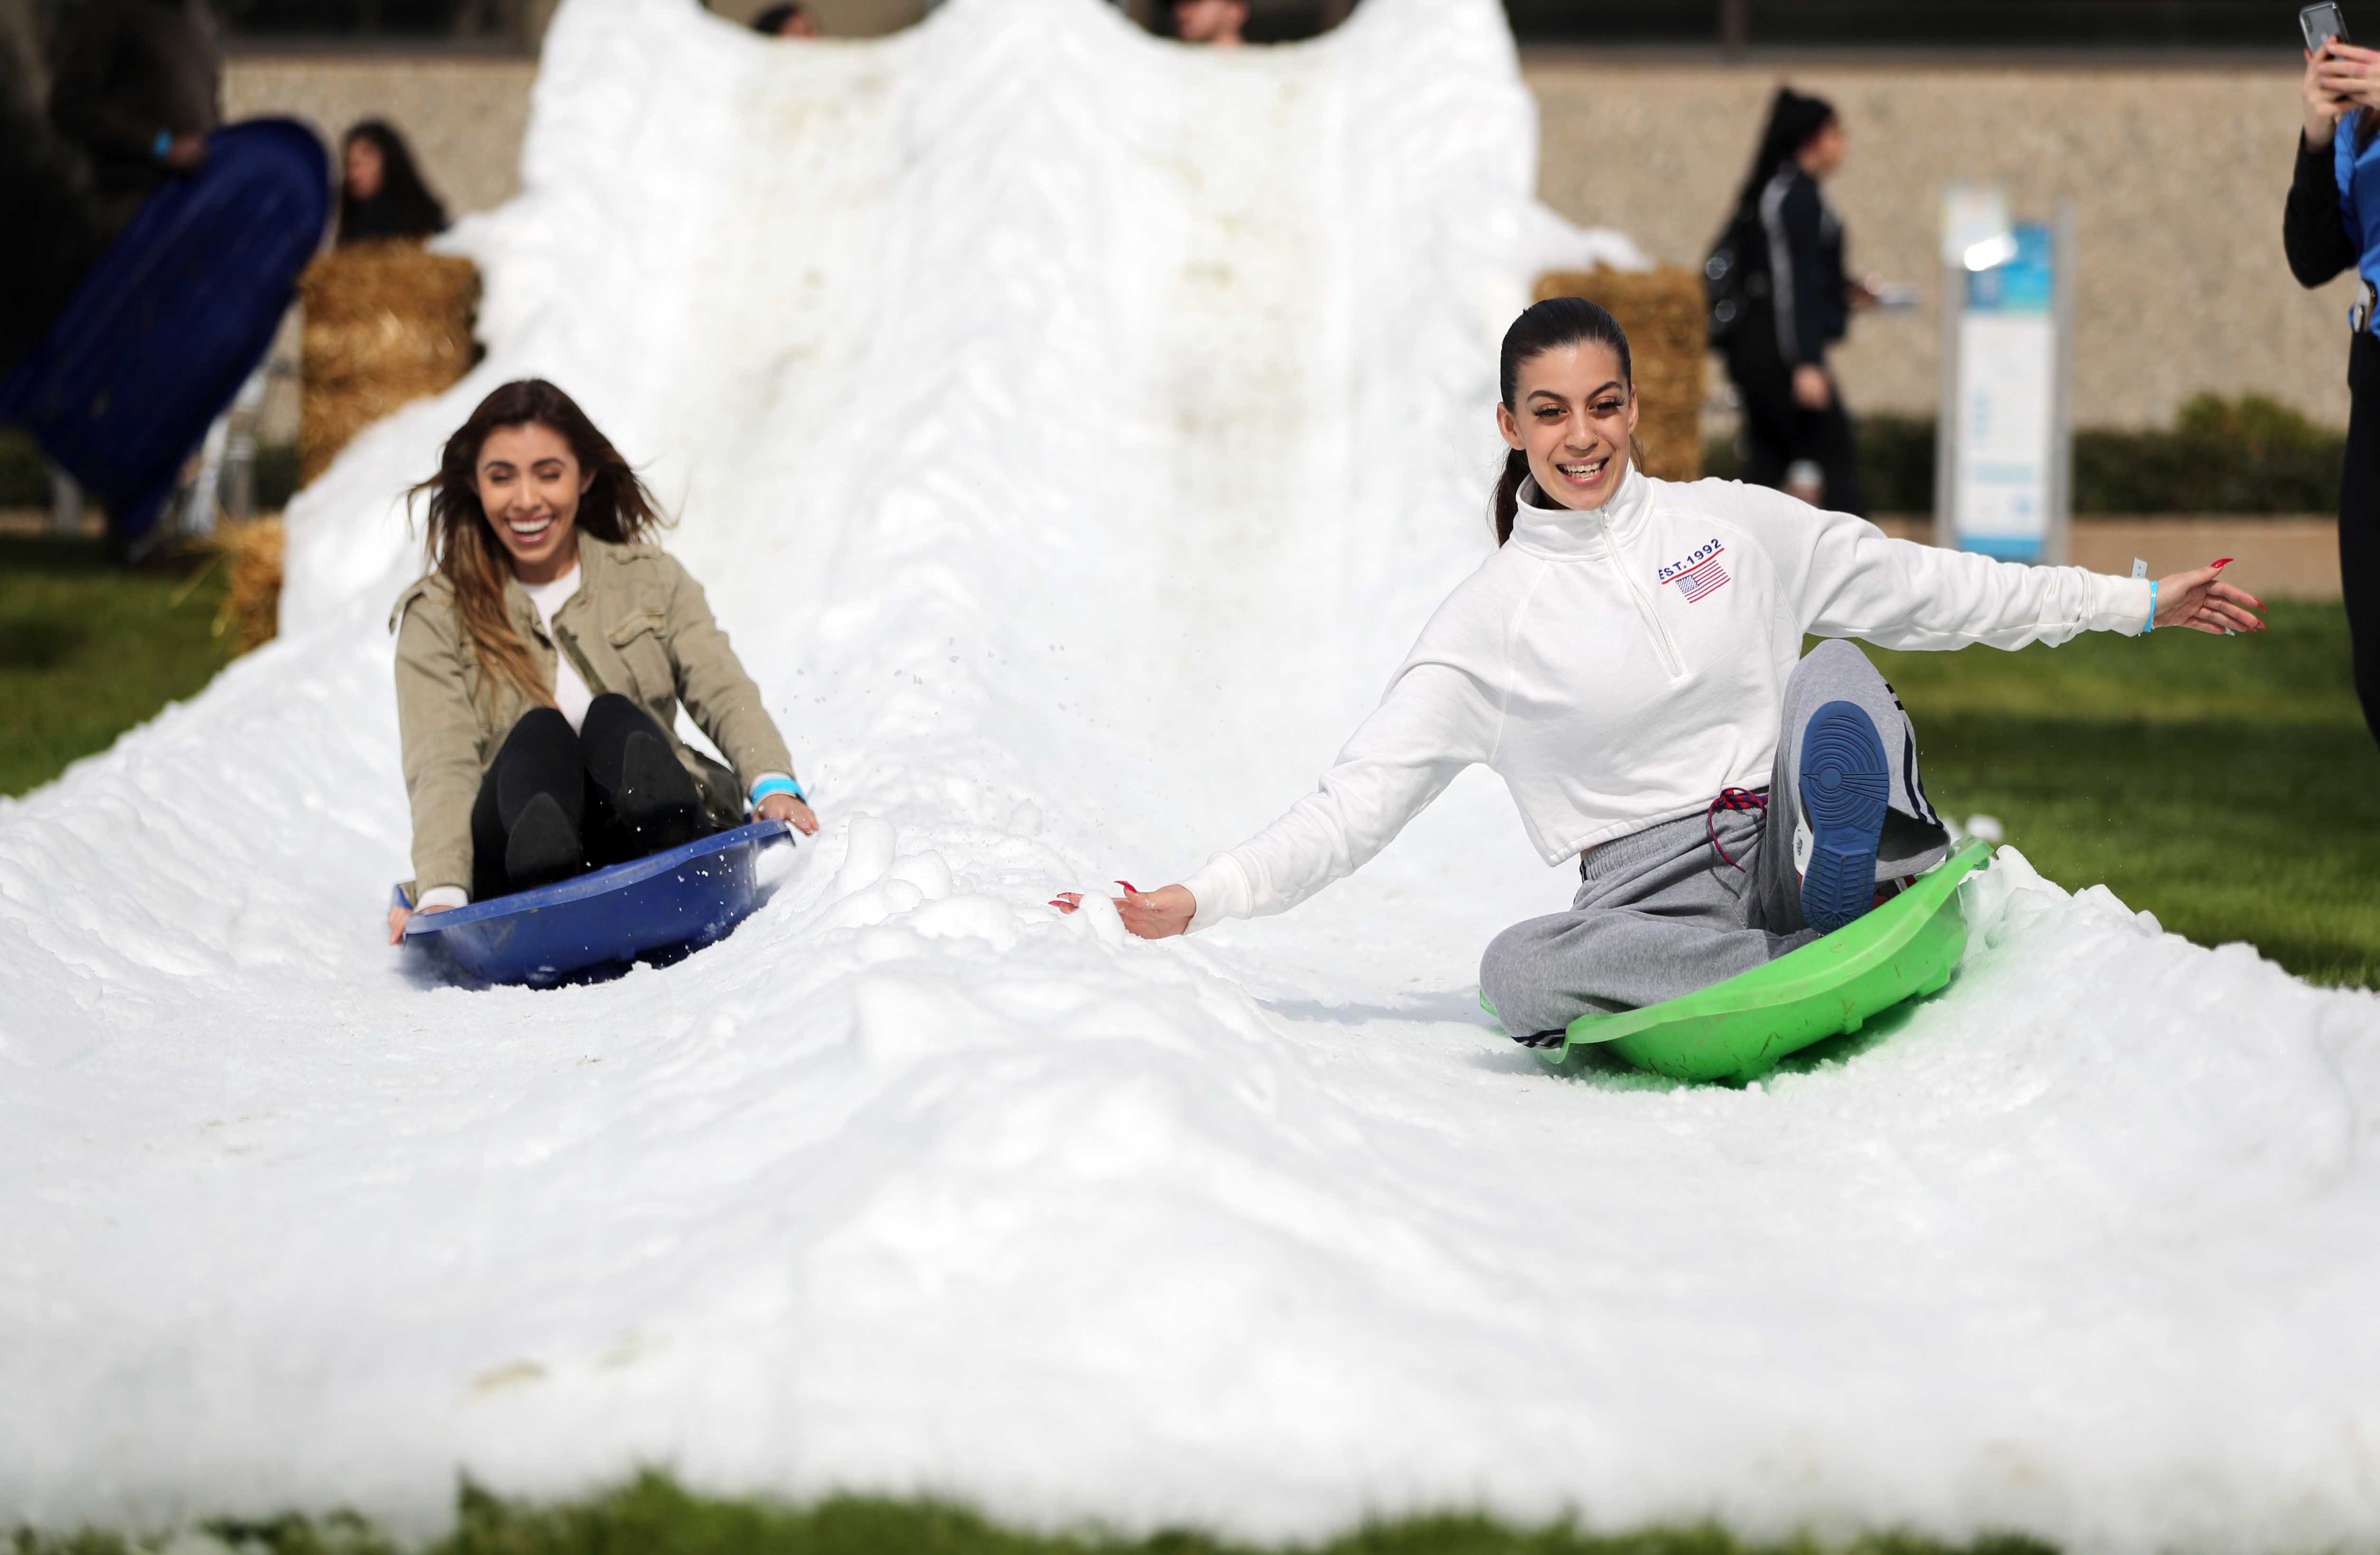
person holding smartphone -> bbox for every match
[2285,5,2380,755]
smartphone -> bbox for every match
[2304,3,2349,54]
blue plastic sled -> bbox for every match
[0,119,330,546]
[395,819,795,988]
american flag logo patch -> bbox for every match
[1661,543,1730,604]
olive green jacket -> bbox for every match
[390,535,796,898]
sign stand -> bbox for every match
[1934,196,2075,565]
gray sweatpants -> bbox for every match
[1479,640,1949,1041]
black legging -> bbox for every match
[2343,335,2380,754]
[1723,304,1866,518]
[470,693,709,902]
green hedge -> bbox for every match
[0,425,44,506]
[1703,394,2344,516]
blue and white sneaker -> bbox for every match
[1793,699,1892,933]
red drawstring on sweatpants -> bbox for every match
[1705,787,1768,872]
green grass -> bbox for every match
[1856,599,2380,989]
[0,534,236,797]
[9,1471,2063,1555]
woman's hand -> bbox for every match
[1792,364,1831,410]
[757,792,819,834]
[386,901,450,945]
[2156,561,2266,636]
[2313,43,2380,129]
[1050,881,1197,939]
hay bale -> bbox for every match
[206,515,284,655]
[1534,266,1705,483]
[299,242,479,484]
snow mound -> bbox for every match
[3,0,2377,1547]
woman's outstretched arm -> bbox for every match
[1056,656,1503,941]
[2152,561,2266,635]
[1052,884,1198,938]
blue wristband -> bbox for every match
[151,128,172,162]
[2144,581,2157,634]
[749,776,805,806]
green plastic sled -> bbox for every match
[1525,837,1996,1085]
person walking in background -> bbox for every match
[1712,87,1875,516]
[335,121,448,246]
[751,3,820,37]
[2285,37,2380,756]
[47,0,219,236]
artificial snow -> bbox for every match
[3,0,2378,1548]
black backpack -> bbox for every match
[1702,205,1770,346]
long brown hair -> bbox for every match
[409,378,671,703]
[1492,297,1646,545]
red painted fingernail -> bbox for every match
[2212,557,2233,569]
[1116,880,1139,894]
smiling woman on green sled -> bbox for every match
[1059,298,2263,1042]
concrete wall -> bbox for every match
[703,0,930,36]
[1527,56,2354,431]
[225,56,537,216]
[218,48,2354,435]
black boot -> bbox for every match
[609,730,704,852]
[504,790,584,890]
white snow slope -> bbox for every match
[5,0,2380,1547]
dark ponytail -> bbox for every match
[1733,87,1838,215]
[1492,296,1636,546]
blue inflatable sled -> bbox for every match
[0,119,330,547]
[395,819,796,988]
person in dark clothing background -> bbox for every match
[47,0,219,236]
[2284,35,2380,756]
[1715,87,1876,516]
[751,3,820,37]
[336,120,448,246]
[1,0,108,377]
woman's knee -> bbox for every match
[578,692,653,738]
[502,703,574,742]
[491,704,579,769]
[1799,637,1871,678]
[1478,918,1556,1016]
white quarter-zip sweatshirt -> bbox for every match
[1179,466,2153,931]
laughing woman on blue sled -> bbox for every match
[1059,299,2264,1040]
[386,379,816,944]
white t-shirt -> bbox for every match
[523,564,592,732]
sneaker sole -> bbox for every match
[1799,699,1890,933]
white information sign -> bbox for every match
[1951,311,2056,557]
[1938,215,2068,564]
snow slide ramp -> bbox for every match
[4,0,2380,1548]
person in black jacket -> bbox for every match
[2,0,109,376]
[2284,36,2380,755]
[1719,87,1875,516]
[336,121,448,247]
[47,0,218,236]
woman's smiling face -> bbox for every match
[475,421,591,583]
[1496,342,1637,512]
